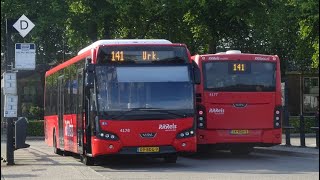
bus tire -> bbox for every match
[164,154,178,163]
[53,131,63,156]
[81,155,94,166]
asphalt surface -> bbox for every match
[1,135,319,180]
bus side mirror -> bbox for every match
[85,58,95,89]
[85,72,94,89]
[192,61,201,85]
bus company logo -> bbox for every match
[209,108,225,115]
[65,120,74,137]
[140,132,157,138]
[208,57,220,60]
[159,123,177,131]
[255,57,270,61]
[233,103,247,108]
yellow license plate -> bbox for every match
[230,130,249,135]
[137,147,160,153]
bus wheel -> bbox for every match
[81,155,94,166]
[53,132,63,155]
[164,154,178,163]
[230,146,253,155]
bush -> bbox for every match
[22,104,44,120]
[29,106,44,120]
[27,120,44,136]
[288,116,318,133]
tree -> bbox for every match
[291,0,319,70]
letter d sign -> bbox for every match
[20,20,28,30]
[13,14,35,38]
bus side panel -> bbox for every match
[63,114,78,153]
[44,115,58,147]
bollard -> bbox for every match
[299,114,306,147]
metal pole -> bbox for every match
[315,112,319,148]
[6,118,14,165]
[300,114,306,147]
[284,80,291,145]
[4,19,15,165]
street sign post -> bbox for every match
[1,15,35,165]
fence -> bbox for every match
[283,112,319,148]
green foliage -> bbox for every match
[289,116,318,133]
[27,120,44,136]
[1,0,319,72]
[29,106,44,120]
[22,104,44,120]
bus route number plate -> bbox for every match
[230,130,249,135]
[137,147,160,153]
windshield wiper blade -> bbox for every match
[134,108,188,118]
[108,108,141,119]
[108,108,188,119]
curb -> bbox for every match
[26,136,44,140]
[254,146,319,156]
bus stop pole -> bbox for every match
[4,19,15,165]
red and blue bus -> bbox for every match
[192,50,282,154]
[44,39,200,165]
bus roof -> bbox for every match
[78,39,172,55]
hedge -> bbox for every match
[27,120,44,136]
[288,116,318,133]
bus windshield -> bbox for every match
[204,61,276,92]
[95,65,194,119]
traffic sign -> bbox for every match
[13,14,35,38]
[15,43,36,70]
[2,72,17,95]
[4,95,18,118]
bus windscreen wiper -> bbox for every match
[108,108,188,119]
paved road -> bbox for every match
[1,139,319,180]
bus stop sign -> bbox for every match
[13,14,35,38]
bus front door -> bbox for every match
[58,76,64,150]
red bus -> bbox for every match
[192,50,282,154]
[44,39,200,165]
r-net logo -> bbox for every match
[159,123,177,131]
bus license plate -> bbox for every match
[137,147,160,153]
[230,130,249,135]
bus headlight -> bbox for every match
[177,129,195,139]
[98,131,119,141]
